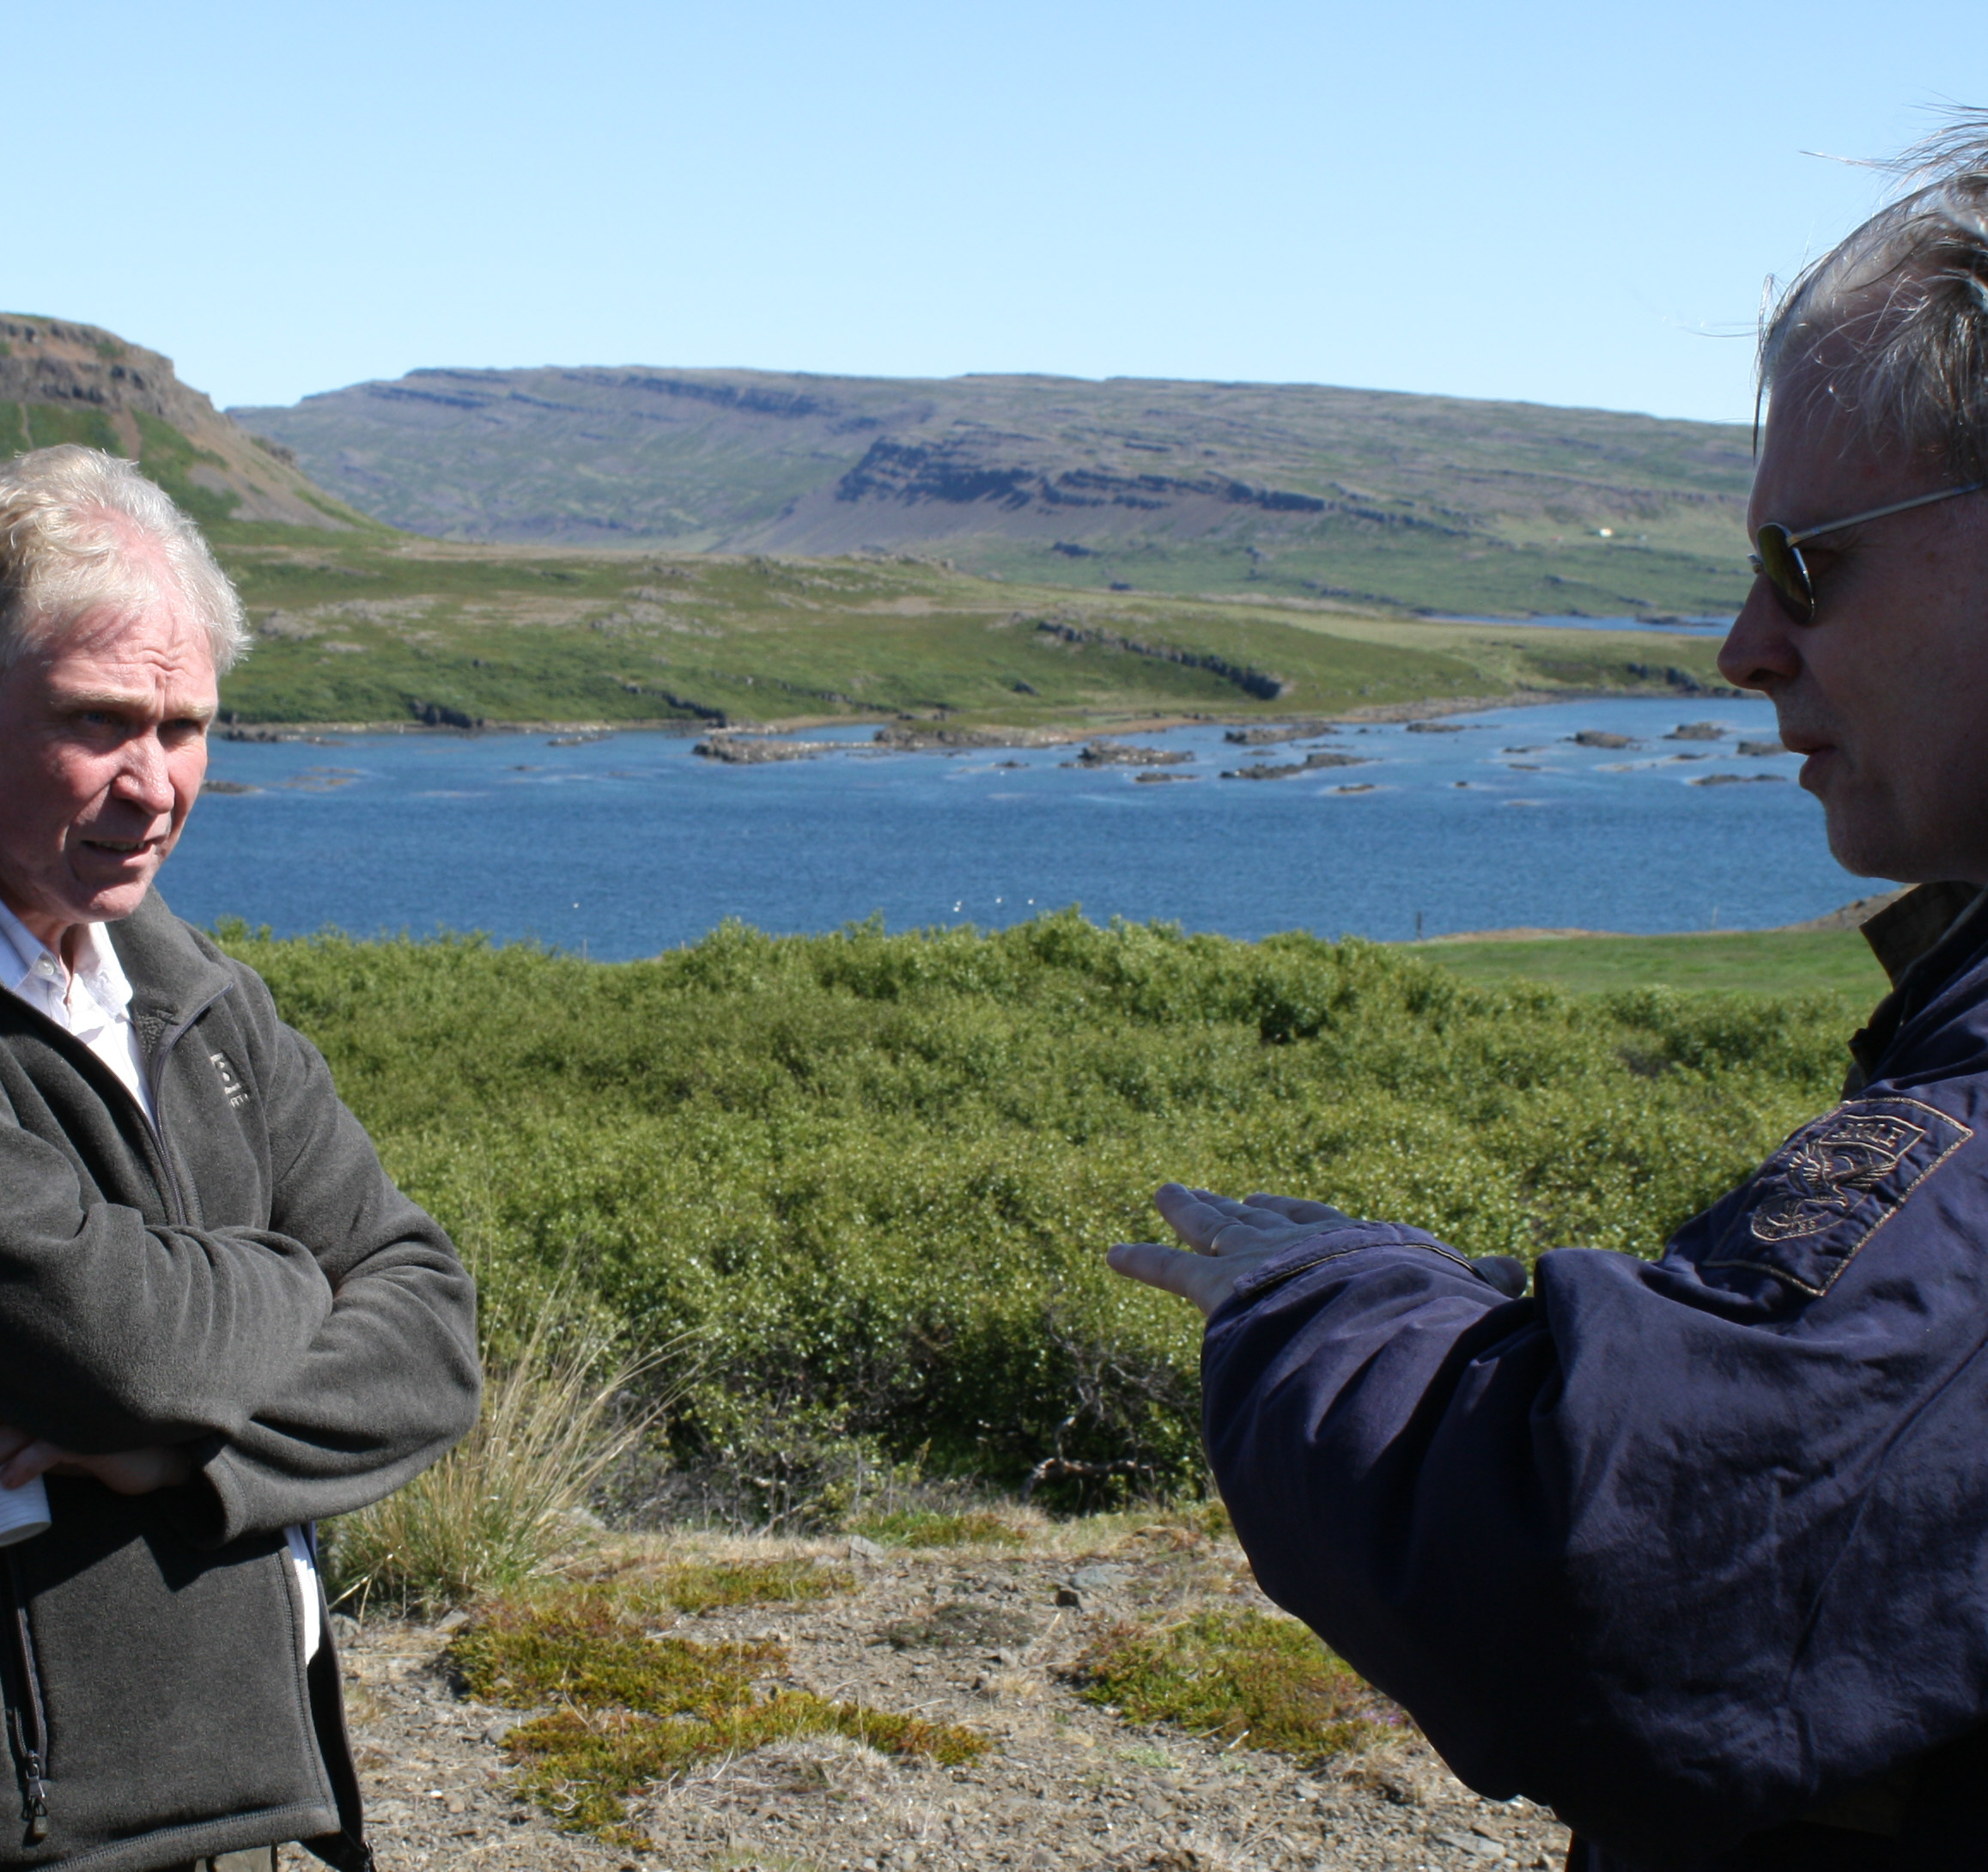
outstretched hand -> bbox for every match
[1107,1183,1356,1318]
[0,1423,192,1496]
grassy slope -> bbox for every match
[1414,928,1886,1002]
[209,533,1736,726]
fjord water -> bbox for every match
[170,696,1860,960]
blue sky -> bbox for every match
[9,1,1980,420]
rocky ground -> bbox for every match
[328,1525,1569,1872]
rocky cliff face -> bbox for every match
[0,315,356,529]
[230,363,1757,615]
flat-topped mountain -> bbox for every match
[0,315,364,531]
[232,366,1756,616]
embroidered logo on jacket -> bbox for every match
[1748,1111,1930,1241]
[209,1048,250,1109]
[1704,1096,1973,1296]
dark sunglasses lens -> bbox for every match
[1754,526,1814,621]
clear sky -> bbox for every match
[9,1,1982,421]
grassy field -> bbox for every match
[205,532,1736,728]
[1415,927,1887,1001]
[222,914,1856,1516]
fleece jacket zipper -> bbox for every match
[2,1553,50,1844]
[0,982,228,1849]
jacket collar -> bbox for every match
[1848,882,1988,1091]
[101,888,236,1061]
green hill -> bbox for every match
[230,367,1757,618]
[0,316,1743,728]
[0,313,377,537]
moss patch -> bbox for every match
[449,1588,782,1710]
[1076,1608,1405,1758]
[450,1585,988,1845]
[646,1557,854,1614]
[852,1508,1027,1548]
[505,1695,990,1845]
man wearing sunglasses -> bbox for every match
[1110,124,1988,1872]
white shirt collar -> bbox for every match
[0,897,135,1024]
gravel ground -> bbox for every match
[330,1529,1570,1872]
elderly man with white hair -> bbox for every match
[0,445,478,1872]
[1111,123,1988,1871]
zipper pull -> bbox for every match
[23,1749,46,1841]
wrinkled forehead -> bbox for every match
[14,587,217,696]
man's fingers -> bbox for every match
[1244,1193,1355,1226]
[1153,1182,1255,1252]
[0,1439,60,1492]
[1107,1241,1234,1316]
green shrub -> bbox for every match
[218,914,1850,1514]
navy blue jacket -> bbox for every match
[1202,885,1988,1870]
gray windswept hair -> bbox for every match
[0,445,248,672]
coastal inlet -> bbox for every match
[175,696,1832,958]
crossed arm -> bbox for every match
[0,994,477,1522]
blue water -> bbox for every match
[1429,614,1736,635]
[164,697,1864,959]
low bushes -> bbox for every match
[221,913,1852,1514]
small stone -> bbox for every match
[433,1608,471,1633]
[1432,1828,1506,1859]
[445,1796,466,1815]
[849,1534,887,1559]
[1070,1565,1132,1590]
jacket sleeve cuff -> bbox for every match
[1222,1221,1487,1310]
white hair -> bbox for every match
[0,445,248,672]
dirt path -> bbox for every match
[335,1529,1570,1872]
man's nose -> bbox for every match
[110,735,176,817]
[1717,578,1803,691]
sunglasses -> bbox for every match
[1750,481,1987,623]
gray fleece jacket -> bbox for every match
[0,889,480,1872]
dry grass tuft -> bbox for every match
[1074,1608,1406,1759]
[325,1308,669,1614]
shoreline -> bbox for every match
[215,684,1743,746]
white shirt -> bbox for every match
[0,901,322,1662]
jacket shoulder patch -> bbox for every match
[1704,1095,1973,1296]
